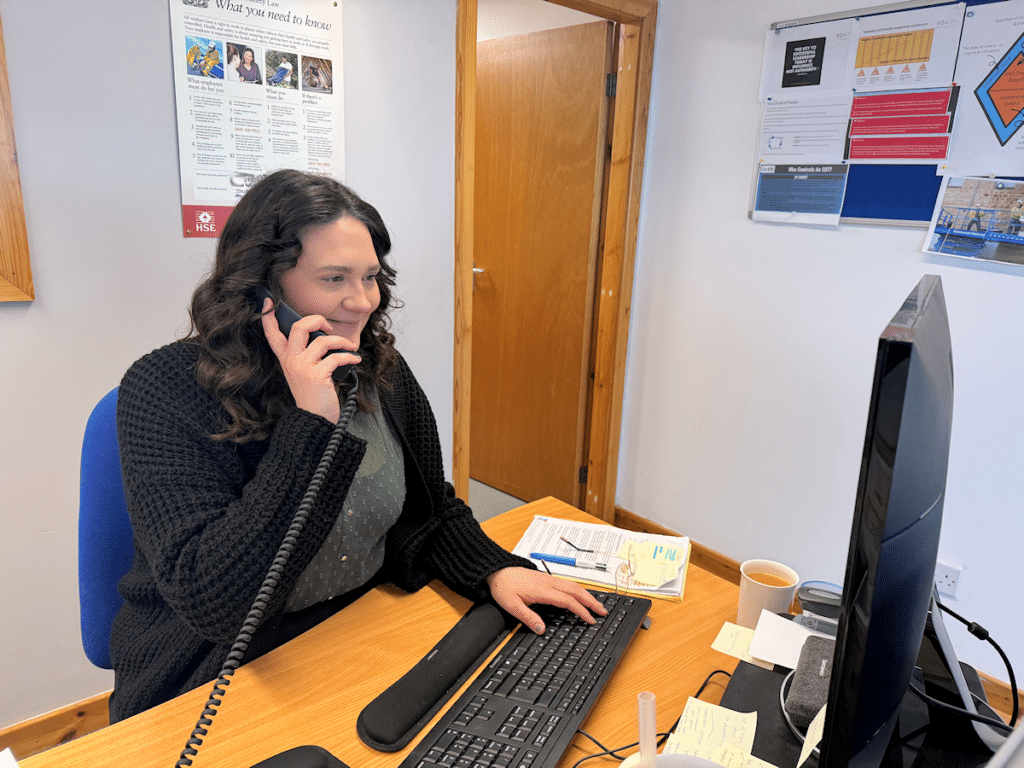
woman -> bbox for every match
[238,47,261,83]
[109,169,603,723]
[225,44,242,82]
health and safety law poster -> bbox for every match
[169,0,343,237]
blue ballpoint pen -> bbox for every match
[530,552,608,571]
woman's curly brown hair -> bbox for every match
[185,169,399,442]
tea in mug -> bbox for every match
[748,571,794,588]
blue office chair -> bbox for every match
[78,386,134,669]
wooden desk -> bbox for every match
[22,498,740,768]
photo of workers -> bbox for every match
[926,176,1024,266]
[301,57,333,94]
[266,50,298,88]
[185,36,223,78]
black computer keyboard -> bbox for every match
[398,591,652,768]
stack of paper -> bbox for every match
[512,515,691,601]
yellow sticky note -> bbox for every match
[709,743,755,768]
[664,697,757,759]
[668,741,778,768]
[711,622,774,671]
[617,540,686,587]
[720,743,779,768]
[798,704,827,768]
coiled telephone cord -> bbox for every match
[176,377,360,767]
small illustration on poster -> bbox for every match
[266,51,298,89]
[185,37,222,79]
[302,57,333,93]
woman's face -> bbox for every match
[280,216,381,348]
[243,50,254,65]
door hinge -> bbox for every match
[606,72,617,98]
[579,465,588,484]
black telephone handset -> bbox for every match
[257,287,357,383]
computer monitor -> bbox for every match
[817,275,1004,768]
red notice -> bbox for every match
[850,114,952,136]
[851,89,953,118]
[847,135,950,160]
[845,87,955,161]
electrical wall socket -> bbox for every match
[935,561,962,597]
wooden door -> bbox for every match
[470,22,613,506]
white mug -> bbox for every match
[736,559,799,629]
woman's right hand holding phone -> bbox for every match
[260,297,361,423]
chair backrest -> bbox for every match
[78,386,134,669]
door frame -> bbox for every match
[454,0,658,522]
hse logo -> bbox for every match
[195,209,216,233]
[183,204,232,237]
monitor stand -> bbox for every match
[918,594,1009,756]
[719,660,995,768]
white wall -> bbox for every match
[618,0,1024,681]
[0,0,455,729]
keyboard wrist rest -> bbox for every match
[357,600,515,752]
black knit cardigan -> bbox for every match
[108,340,529,722]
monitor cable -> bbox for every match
[780,597,1020,755]
[935,598,1018,728]
[906,681,1013,734]
[175,375,360,768]
[778,667,1014,758]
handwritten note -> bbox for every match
[711,622,774,671]
[716,744,779,768]
[664,697,757,760]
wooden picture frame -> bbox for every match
[0,13,33,302]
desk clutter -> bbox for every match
[630,612,810,768]
[355,598,1002,768]
[506,515,830,767]
[658,609,1005,768]
[19,499,1016,768]
[353,594,821,768]
[375,510,826,768]
[512,515,691,601]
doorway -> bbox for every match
[454,0,658,522]
[470,16,612,509]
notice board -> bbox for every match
[759,0,1010,226]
